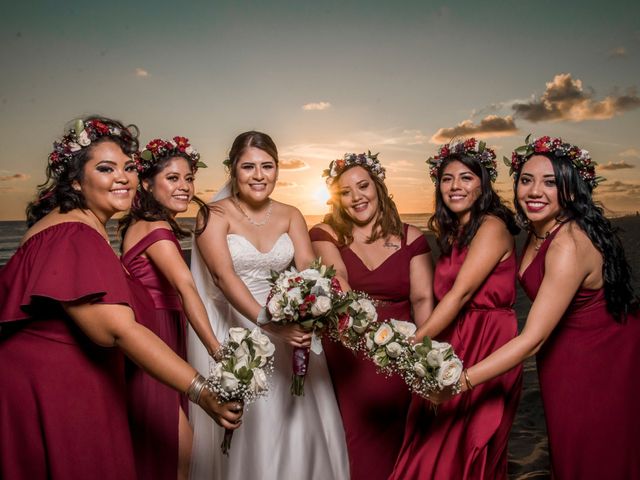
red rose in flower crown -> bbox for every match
[427,137,498,183]
[504,134,604,189]
[138,136,206,175]
[323,151,386,185]
[47,118,138,175]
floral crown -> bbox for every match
[322,151,386,185]
[427,138,498,183]
[138,136,206,175]
[504,134,602,189]
[48,119,137,175]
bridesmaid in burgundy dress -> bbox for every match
[120,136,222,480]
[443,136,640,479]
[390,138,522,480]
[310,152,435,480]
[0,117,242,480]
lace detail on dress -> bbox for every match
[227,234,294,288]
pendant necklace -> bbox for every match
[532,220,562,251]
[233,197,273,227]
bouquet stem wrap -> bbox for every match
[222,428,234,456]
[291,346,310,396]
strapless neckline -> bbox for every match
[227,232,291,255]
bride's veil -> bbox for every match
[188,180,233,479]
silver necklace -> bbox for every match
[233,197,273,227]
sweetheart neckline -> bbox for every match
[227,232,291,255]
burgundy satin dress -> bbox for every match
[310,224,430,480]
[520,228,640,479]
[121,228,190,480]
[0,223,139,480]
[391,243,522,480]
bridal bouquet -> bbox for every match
[206,327,275,454]
[265,259,343,396]
[362,319,417,376]
[400,337,464,397]
[330,291,378,351]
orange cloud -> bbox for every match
[430,115,518,143]
[600,160,636,170]
[279,158,309,170]
[512,74,640,122]
[0,173,29,181]
[302,102,331,111]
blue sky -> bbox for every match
[1,0,639,219]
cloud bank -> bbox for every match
[431,115,518,143]
[512,74,640,122]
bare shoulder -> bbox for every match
[475,215,511,240]
[405,224,425,244]
[273,200,302,218]
[551,221,594,257]
[196,199,231,231]
[22,210,94,244]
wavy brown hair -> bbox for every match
[323,165,403,245]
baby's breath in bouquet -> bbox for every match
[206,327,275,454]
[400,337,463,397]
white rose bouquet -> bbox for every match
[329,291,378,350]
[401,337,463,397]
[206,327,275,454]
[362,319,417,376]
[265,258,343,396]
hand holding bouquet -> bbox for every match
[400,337,464,397]
[265,259,343,395]
[206,327,275,454]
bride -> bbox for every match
[188,131,349,480]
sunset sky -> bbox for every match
[1,0,639,220]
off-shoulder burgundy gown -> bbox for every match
[0,222,144,479]
[121,227,190,480]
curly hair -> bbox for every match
[26,116,139,226]
[119,152,207,244]
[323,164,403,245]
[429,154,519,256]
[514,153,638,320]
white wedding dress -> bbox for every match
[188,226,350,480]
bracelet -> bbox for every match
[463,369,474,390]
[186,373,207,404]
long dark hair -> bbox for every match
[197,131,279,235]
[119,153,207,244]
[26,116,139,226]
[429,154,519,255]
[323,165,403,245]
[514,153,638,320]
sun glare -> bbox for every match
[313,184,331,210]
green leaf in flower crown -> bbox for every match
[524,133,532,144]
[514,146,529,155]
[478,141,486,153]
[74,119,84,135]
[196,161,207,169]
[503,156,512,167]
[140,150,153,161]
